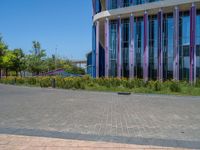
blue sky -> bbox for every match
[0,0,92,60]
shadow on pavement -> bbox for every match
[0,127,199,149]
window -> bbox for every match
[134,17,144,78]
[148,15,158,80]
[179,11,190,81]
[109,20,118,77]
[121,19,130,77]
[163,13,174,80]
[196,10,200,79]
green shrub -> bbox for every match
[196,78,200,87]
[39,77,52,88]
[147,81,162,91]
[170,81,181,92]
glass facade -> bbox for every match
[148,15,158,80]
[121,19,130,77]
[163,13,174,80]
[108,0,161,10]
[109,20,118,77]
[179,11,190,81]
[91,0,200,82]
[122,0,132,7]
[197,10,200,79]
[134,17,144,78]
[109,0,118,9]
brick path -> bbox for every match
[0,84,200,149]
[0,134,188,150]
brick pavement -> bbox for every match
[0,84,200,149]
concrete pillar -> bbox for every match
[129,13,134,78]
[117,16,122,78]
[96,21,100,78]
[158,9,163,81]
[173,6,179,81]
[190,3,196,83]
[105,18,109,78]
[143,11,149,82]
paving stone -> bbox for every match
[0,84,200,149]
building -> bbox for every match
[91,0,200,83]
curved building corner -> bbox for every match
[91,0,200,83]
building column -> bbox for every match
[173,6,179,81]
[190,3,196,83]
[129,13,134,78]
[117,16,122,78]
[143,11,149,82]
[158,9,163,81]
[96,21,100,78]
[105,18,109,78]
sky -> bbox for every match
[0,0,92,60]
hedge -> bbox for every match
[0,76,200,95]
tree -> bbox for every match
[26,41,47,75]
[2,50,16,77]
[11,49,25,76]
[0,36,8,78]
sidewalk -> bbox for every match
[0,134,188,150]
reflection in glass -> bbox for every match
[179,11,190,81]
[163,13,174,80]
[109,0,118,9]
[134,17,144,78]
[109,20,118,77]
[121,19,130,78]
[197,10,200,79]
[148,15,158,80]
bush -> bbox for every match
[170,81,181,92]
[39,77,52,88]
[147,81,162,91]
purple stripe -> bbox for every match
[190,4,196,83]
[143,12,148,81]
[173,7,179,80]
[117,17,121,78]
[129,14,134,78]
[158,10,163,81]
[96,21,99,78]
[105,18,109,77]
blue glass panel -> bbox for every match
[196,10,200,79]
[148,15,158,80]
[109,20,118,77]
[121,19,130,77]
[179,11,190,81]
[163,13,173,80]
[134,17,144,78]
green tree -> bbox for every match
[26,41,47,75]
[0,36,8,78]
[2,50,16,77]
[11,49,25,76]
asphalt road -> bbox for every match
[0,84,200,149]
